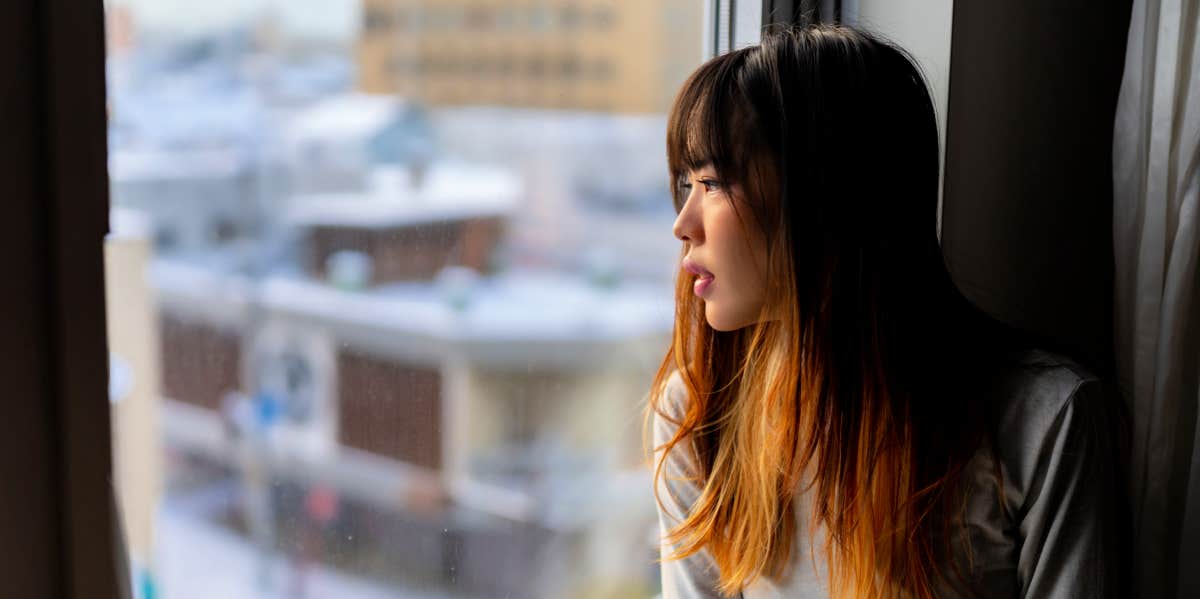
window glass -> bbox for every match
[103,1,705,598]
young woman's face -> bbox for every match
[673,164,771,331]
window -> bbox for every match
[593,5,616,28]
[590,58,614,80]
[364,9,397,34]
[561,5,584,28]
[103,1,707,598]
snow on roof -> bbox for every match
[260,269,671,342]
[150,257,673,345]
[109,147,250,181]
[287,93,409,142]
[107,207,155,241]
[110,84,266,150]
[285,163,521,228]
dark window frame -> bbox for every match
[2,0,121,598]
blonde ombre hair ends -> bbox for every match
[645,24,1020,598]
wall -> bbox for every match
[105,215,165,576]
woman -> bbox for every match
[647,24,1127,598]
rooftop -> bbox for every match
[286,93,413,142]
[285,163,521,229]
[151,254,674,354]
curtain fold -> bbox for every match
[760,0,837,27]
[1112,0,1200,596]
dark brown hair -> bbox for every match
[648,24,1021,598]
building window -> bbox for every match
[560,5,583,28]
[527,55,547,78]
[529,6,554,31]
[465,6,493,29]
[560,55,582,79]
[591,58,614,80]
[495,55,515,76]
[364,9,397,34]
[594,5,616,28]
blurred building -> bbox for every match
[149,163,671,597]
[283,94,436,195]
[105,208,165,597]
[110,149,264,253]
[356,0,704,113]
[102,7,697,596]
[426,107,681,281]
[289,163,515,284]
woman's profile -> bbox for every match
[646,24,1127,598]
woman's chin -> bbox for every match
[704,305,753,332]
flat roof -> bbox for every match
[151,256,674,346]
[285,163,521,229]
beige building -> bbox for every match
[357,0,704,113]
[105,209,164,586]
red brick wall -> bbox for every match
[337,349,442,469]
[159,315,242,411]
[308,216,504,284]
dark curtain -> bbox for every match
[941,1,1131,381]
[762,0,838,26]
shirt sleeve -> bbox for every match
[653,372,735,599]
[1016,377,1126,598]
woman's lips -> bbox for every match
[682,257,714,296]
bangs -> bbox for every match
[666,48,758,213]
[666,71,720,178]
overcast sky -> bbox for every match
[109,0,360,42]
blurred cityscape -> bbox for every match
[103,2,704,598]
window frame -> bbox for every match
[2,0,121,598]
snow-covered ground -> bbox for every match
[154,504,462,599]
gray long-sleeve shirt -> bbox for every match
[653,348,1125,598]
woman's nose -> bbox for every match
[673,192,701,242]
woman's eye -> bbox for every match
[672,177,722,213]
[673,181,691,213]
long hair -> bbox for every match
[646,24,1021,598]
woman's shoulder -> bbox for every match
[652,370,705,462]
[652,370,707,504]
[658,369,691,421]
[1001,346,1100,383]
[988,347,1107,433]
[984,346,1120,507]
[962,349,1128,595]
